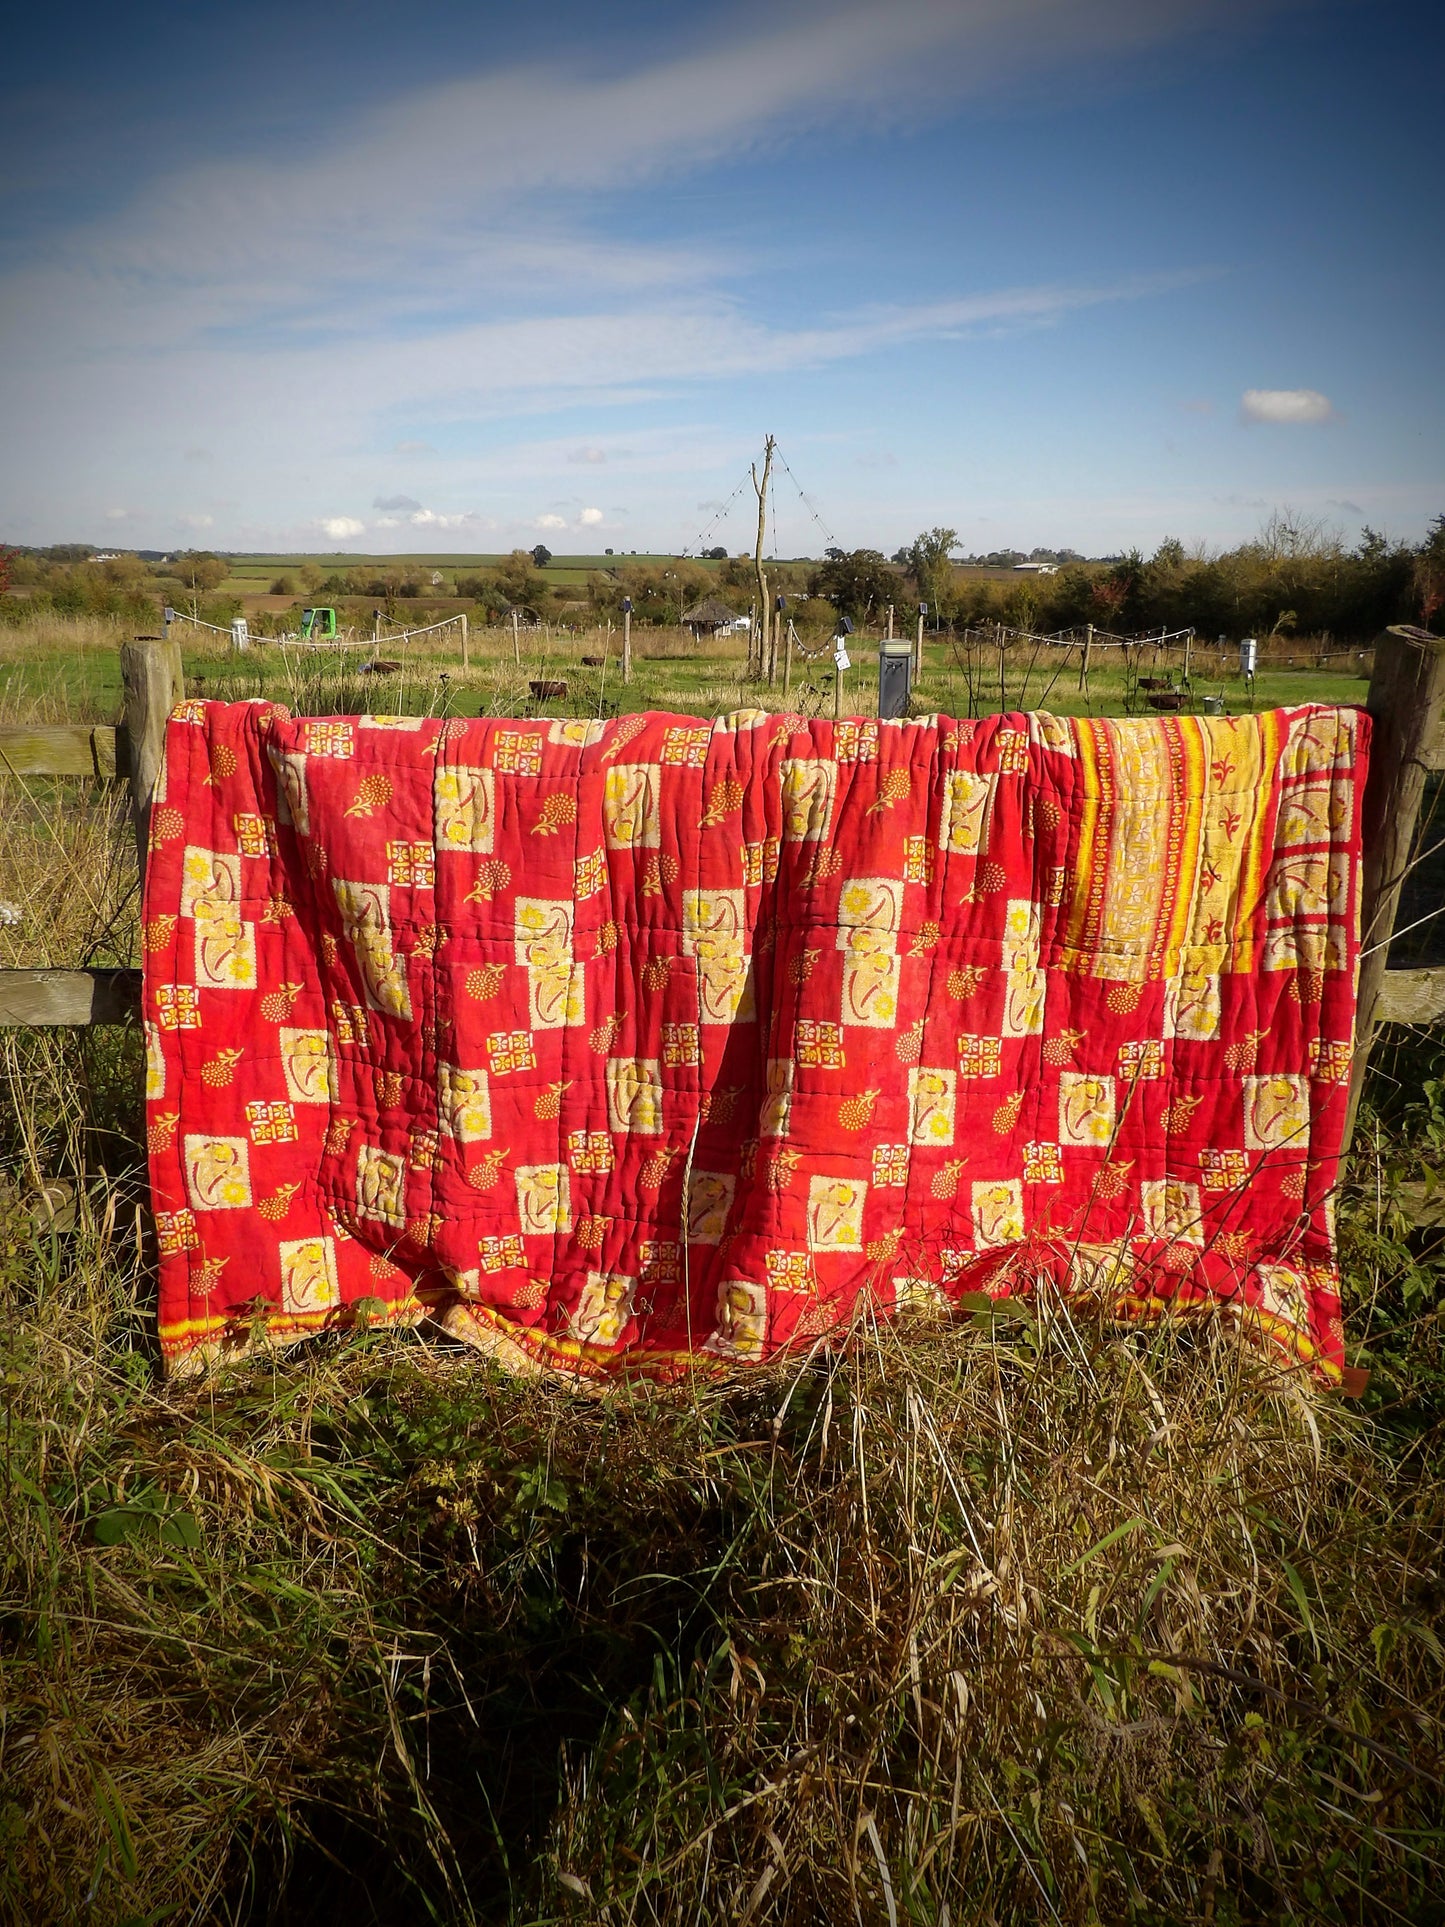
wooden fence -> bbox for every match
[2,627,1443,1147]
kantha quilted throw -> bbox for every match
[144,702,1367,1383]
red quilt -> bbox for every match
[143,703,1365,1382]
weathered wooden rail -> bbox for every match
[2,629,1443,1145]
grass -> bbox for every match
[0,613,1371,733]
[1,614,1441,1926]
[215,555,703,597]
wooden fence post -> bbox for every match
[1078,622,1093,694]
[1347,625,1445,1140]
[622,604,632,685]
[121,635,185,886]
[460,612,469,671]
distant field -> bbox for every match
[218,551,734,595]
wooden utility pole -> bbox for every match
[751,435,775,685]
[1078,622,1093,693]
[1347,625,1445,1140]
[120,634,185,886]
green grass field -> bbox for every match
[0,613,1370,732]
[217,552,719,597]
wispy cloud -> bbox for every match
[1240,387,1334,424]
[0,0,1302,546]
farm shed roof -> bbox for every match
[681,595,742,628]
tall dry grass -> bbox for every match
[0,614,1442,1925]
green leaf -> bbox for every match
[1281,1557,1319,1657]
[1062,1516,1145,1577]
[93,1508,147,1546]
[159,1511,202,1551]
[93,1501,202,1552]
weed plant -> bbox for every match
[1,618,1442,1925]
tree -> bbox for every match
[809,549,898,622]
[530,544,553,569]
[175,552,228,598]
[1416,513,1445,629]
[705,546,728,561]
[497,550,543,608]
[1092,550,1143,627]
[906,527,961,615]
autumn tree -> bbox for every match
[496,550,543,608]
[174,552,229,597]
[906,527,961,615]
[809,549,899,622]
[1415,514,1445,629]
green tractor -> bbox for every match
[299,606,339,643]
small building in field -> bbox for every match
[681,594,743,637]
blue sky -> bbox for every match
[1,0,1439,557]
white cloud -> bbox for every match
[1240,388,1334,425]
[408,508,484,529]
[177,512,214,529]
[579,506,604,526]
[374,492,422,511]
[536,513,567,530]
[0,0,1288,545]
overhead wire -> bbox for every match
[681,441,837,560]
[773,444,836,551]
[680,475,751,559]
